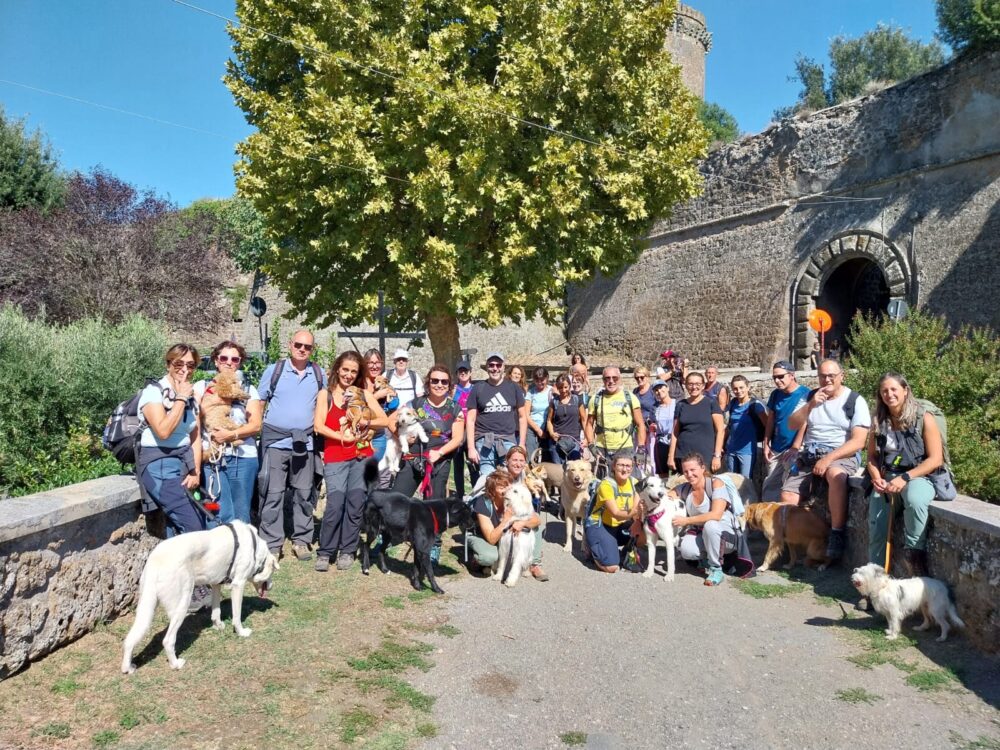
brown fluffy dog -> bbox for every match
[743,502,830,571]
[339,385,372,441]
[560,460,594,553]
[525,464,551,506]
[201,370,250,462]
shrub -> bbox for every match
[0,306,166,496]
[846,310,1000,503]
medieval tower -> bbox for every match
[664,3,712,97]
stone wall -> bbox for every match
[0,476,155,679]
[567,49,1000,369]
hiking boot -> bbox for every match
[529,565,549,582]
[314,555,330,572]
[904,548,929,577]
[826,529,847,562]
[336,553,354,571]
[704,566,725,587]
[292,544,313,562]
[430,542,442,565]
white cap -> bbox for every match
[392,348,409,361]
[486,351,505,363]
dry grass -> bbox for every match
[0,540,467,750]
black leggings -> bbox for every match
[392,456,453,498]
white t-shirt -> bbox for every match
[194,377,261,459]
[138,377,198,448]
[804,388,871,448]
[387,368,424,407]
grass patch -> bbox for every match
[835,687,882,704]
[348,640,434,673]
[950,732,1000,750]
[561,731,588,746]
[92,729,121,748]
[906,667,960,692]
[732,579,808,599]
[436,624,461,638]
[51,676,84,695]
[846,628,919,672]
[365,728,408,750]
[36,722,71,739]
[408,589,435,603]
[358,675,435,713]
[340,707,378,744]
[416,722,438,738]
[383,596,404,610]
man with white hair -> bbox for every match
[386,348,423,407]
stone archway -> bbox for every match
[791,230,911,366]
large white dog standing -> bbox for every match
[122,521,279,673]
[638,475,686,582]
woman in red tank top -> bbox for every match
[313,351,389,572]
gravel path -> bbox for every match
[413,525,1000,750]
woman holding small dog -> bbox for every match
[670,453,739,586]
[194,341,262,525]
[314,351,390,572]
[585,452,643,574]
[137,343,205,535]
[866,372,945,577]
[392,364,464,499]
[468,468,547,580]
[361,348,399,465]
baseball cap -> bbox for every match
[392,348,409,361]
[773,360,794,372]
[652,379,668,390]
[660,349,674,359]
[455,359,471,371]
[485,351,505,363]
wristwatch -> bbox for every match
[712,453,722,458]
[901,472,912,482]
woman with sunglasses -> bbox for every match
[193,341,262,524]
[632,366,656,428]
[667,371,725,474]
[137,343,205,535]
[361,348,399,466]
[392,364,465,500]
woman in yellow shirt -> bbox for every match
[584,452,643,573]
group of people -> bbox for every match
[134,333,951,592]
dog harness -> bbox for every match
[646,508,666,535]
[427,505,451,536]
[222,523,263,583]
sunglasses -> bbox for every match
[217,355,242,365]
[170,360,196,371]
[635,375,647,380]
[292,342,314,351]
[429,377,450,385]
[773,373,789,381]
[487,363,504,369]
[603,376,620,382]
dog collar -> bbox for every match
[646,508,665,534]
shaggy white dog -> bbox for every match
[850,563,965,642]
[121,521,279,673]
[379,406,430,474]
[637,475,686,582]
[493,484,536,587]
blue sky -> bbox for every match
[0,1,942,208]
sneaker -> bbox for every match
[429,542,441,565]
[292,544,313,562]
[314,555,330,572]
[529,565,549,582]
[336,553,354,571]
[826,529,847,562]
[188,585,211,612]
[704,566,724,587]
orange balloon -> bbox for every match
[808,309,833,333]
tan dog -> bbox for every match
[743,502,830,571]
[560,460,594,552]
[538,461,564,499]
[373,374,396,401]
[201,370,250,462]
[525,464,551,506]
[339,385,372,441]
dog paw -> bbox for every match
[885,631,898,640]
[758,564,770,572]
[664,573,675,582]
[122,663,136,675]
[562,544,572,553]
[170,658,186,670]
[212,620,225,631]
[936,634,948,643]
[235,627,252,638]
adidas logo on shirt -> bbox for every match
[482,393,511,414]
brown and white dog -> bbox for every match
[851,563,965,641]
[560,460,594,552]
[379,406,429,474]
[201,370,250,463]
[743,501,830,571]
[524,464,552,506]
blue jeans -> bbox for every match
[725,451,754,479]
[371,432,388,462]
[142,457,205,536]
[203,455,259,525]
[474,436,515,479]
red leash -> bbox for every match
[418,452,434,498]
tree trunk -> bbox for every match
[425,312,462,372]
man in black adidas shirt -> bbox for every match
[467,351,527,479]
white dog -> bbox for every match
[121,521,279,673]
[850,563,965,642]
[493,484,536,587]
[638,475,686,582]
[379,406,429,474]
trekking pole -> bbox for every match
[884,492,896,575]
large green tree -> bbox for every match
[225,0,706,365]
[777,24,946,119]
[0,107,65,211]
[937,0,1000,52]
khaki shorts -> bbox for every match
[781,455,859,500]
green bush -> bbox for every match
[846,310,1000,503]
[0,306,167,496]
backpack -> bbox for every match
[807,388,860,422]
[916,399,951,468]
[595,389,636,439]
[583,476,635,527]
[102,379,162,465]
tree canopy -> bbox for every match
[184,196,270,273]
[225,0,707,364]
[936,0,1000,52]
[697,101,739,148]
[0,107,65,212]
[776,24,946,120]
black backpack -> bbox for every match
[102,379,162,465]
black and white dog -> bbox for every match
[637,475,686,582]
